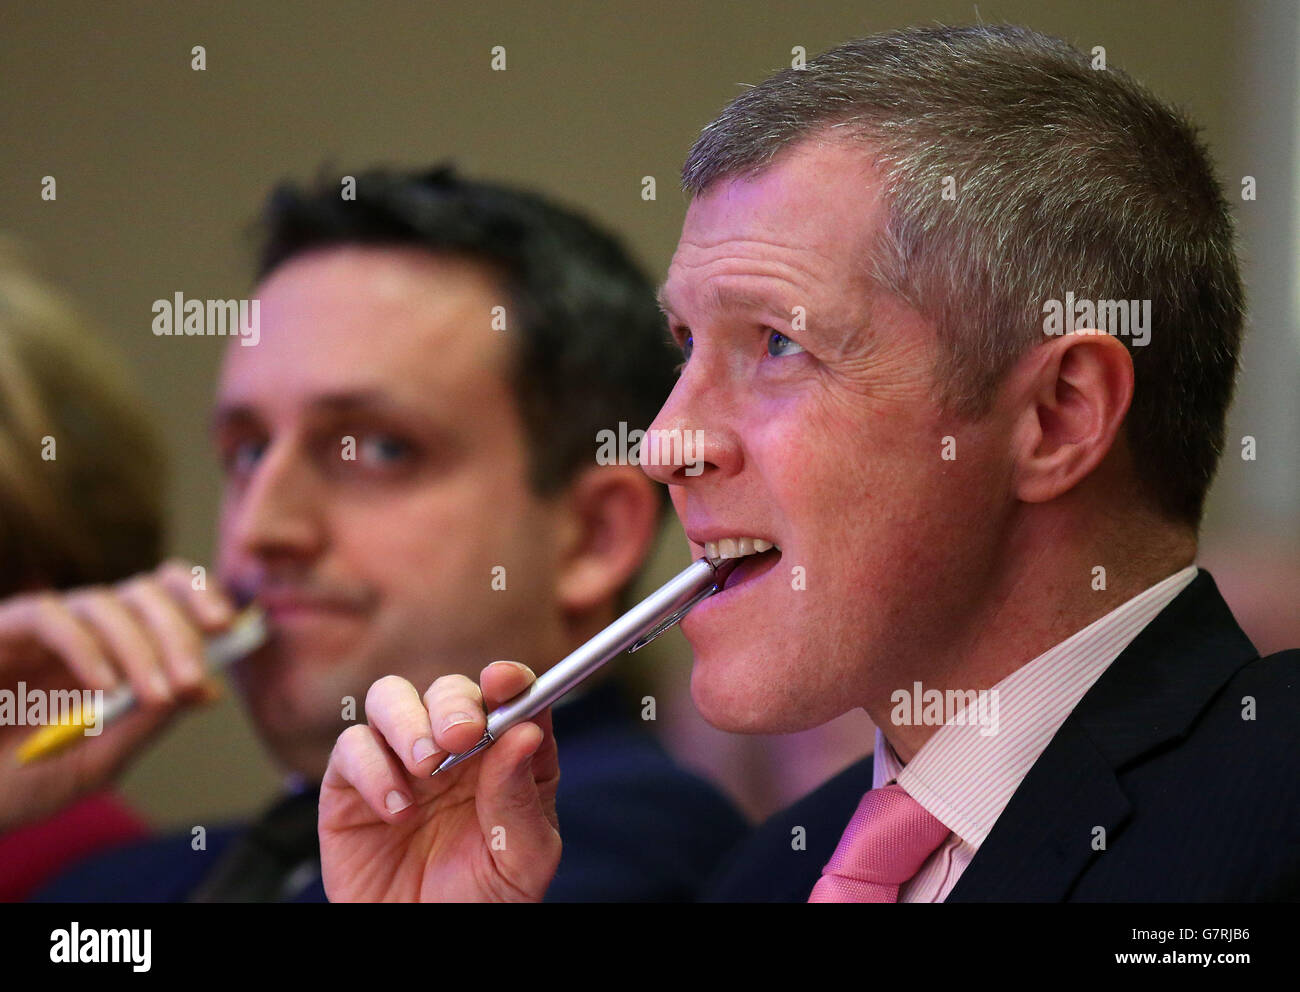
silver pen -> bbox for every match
[431,556,735,776]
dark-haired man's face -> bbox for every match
[212,246,568,776]
[647,136,1012,735]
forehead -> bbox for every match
[217,245,512,414]
[662,134,888,315]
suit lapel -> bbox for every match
[945,719,1129,900]
[947,571,1257,901]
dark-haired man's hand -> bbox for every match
[0,559,233,832]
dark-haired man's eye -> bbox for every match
[223,438,266,478]
[357,433,413,466]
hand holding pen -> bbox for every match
[0,559,246,832]
[319,556,734,902]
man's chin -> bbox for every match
[687,636,856,735]
[235,673,357,766]
[688,655,798,735]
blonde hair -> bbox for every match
[0,243,165,593]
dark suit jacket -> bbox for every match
[704,571,1300,901]
[37,680,749,902]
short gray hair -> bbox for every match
[683,24,1243,526]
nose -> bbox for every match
[222,440,326,563]
[639,361,742,486]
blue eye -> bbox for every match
[682,334,693,362]
[766,329,805,357]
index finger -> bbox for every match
[154,559,236,631]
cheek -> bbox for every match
[745,397,902,533]
[213,499,245,577]
[350,487,554,616]
[748,397,980,616]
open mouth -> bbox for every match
[705,538,783,592]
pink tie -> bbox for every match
[808,783,950,902]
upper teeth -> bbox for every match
[705,537,777,561]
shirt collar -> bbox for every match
[872,564,1198,847]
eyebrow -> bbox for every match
[211,390,412,433]
[656,283,796,325]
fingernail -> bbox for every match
[384,790,411,814]
[441,712,474,734]
[412,737,437,764]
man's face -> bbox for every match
[213,246,563,773]
[650,136,1010,734]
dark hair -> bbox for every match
[257,164,676,499]
[683,24,1244,526]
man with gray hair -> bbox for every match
[316,25,1299,901]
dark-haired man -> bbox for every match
[323,26,1300,902]
[28,166,747,901]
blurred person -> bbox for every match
[28,166,747,902]
[0,244,199,899]
[319,26,1300,902]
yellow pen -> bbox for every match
[16,606,267,764]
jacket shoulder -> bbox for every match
[33,825,244,902]
[547,706,751,902]
[701,755,874,902]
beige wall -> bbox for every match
[1,1,1294,828]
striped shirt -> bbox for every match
[872,565,1199,902]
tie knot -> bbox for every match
[810,784,951,901]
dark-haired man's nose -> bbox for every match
[227,442,327,563]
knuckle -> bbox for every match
[159,557,191,577]
[121,573,161,600]
[32,591,67,624]
[424,674,480,707]
[336,722,373,753]
[365,674,409,708]
[77,587,118,613]
[155,559,194,589]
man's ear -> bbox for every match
[1009,330,1135,505]
[554,464,662,616]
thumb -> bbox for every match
[474,722,560,898]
